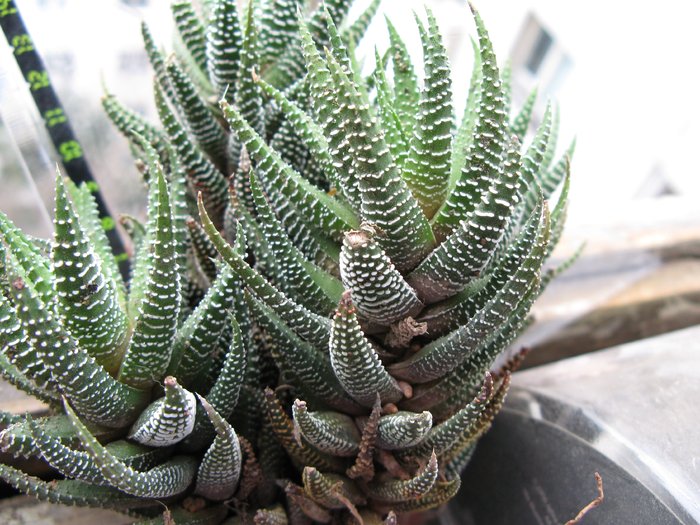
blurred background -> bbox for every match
[2,0,700,363]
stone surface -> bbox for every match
[0,496,130,525]
[522,259,700,367]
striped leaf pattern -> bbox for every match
[206,0,241,101]
[339,227,423,326]
[401,10,454,217]
[292,400,361,457]
[167,60,228,164]
[433,6,508,235]
[118,142,180,389]
[128,377,196,447]
[329,292,404,407]
[171,0,208,74]
[0,2,574,523]
[52,176,128,370]
[194,396,242,500]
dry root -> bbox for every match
[564,472,604,525]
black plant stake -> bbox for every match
[0,0,130,280]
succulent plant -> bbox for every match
[0,1,576,524]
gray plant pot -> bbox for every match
[440,326,700,525]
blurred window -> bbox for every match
[526,26,553,74]
[510,13,572,130]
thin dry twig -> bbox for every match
[564,472,604,525]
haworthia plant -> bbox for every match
[0,1,577,523]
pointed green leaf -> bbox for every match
[142,22,175,101]
[548,169,571,256]
[236,0,265,137]
[186,216,218,283]
[155,82,228,227]
[128,377,196,447]
[450,37,481,193]
[370,451,438,502]
[386,18,419,136]
[119,141,180,389]
[402,10,453,218]
[222,101,357,239]
[199,202,332,349]
[541,103,560,170]
[206,0,241,102]
[166,59,228,163]
[417,197,545,338]
[542,239,583,290]
[101,91,167,165]
[298,19,361,211]
[541,138,575,198]
[293,399,360,457]
[517,104,553,223]
[501,60,512,117]
[433,5,508,236]
[172,0,208,73]
[169,264,239,383]
[66,180,127,308]
[63,400,198,498]
[407,135,522,304]
[30,416,170,485]
[0,464,153,510]
[329,292,403,406]
[257,77,341,191]
[52,175,128,371]
[164,142,191,316]
[183,315,247,451]
[251,173,341,314]
[313,32,437,271]
[194,395,242,500]
[375,410,432,451]
[390,203,549,383]
[323,7,356,83]
[510,87,537,142]
[272,193,342,267]
[339,226,423,326]
[342,0,381,48]
[247,293,362,415]
[0,414,118,458]
[431,316,524,421]
[373,49,409,171]
[7,268,146,428]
